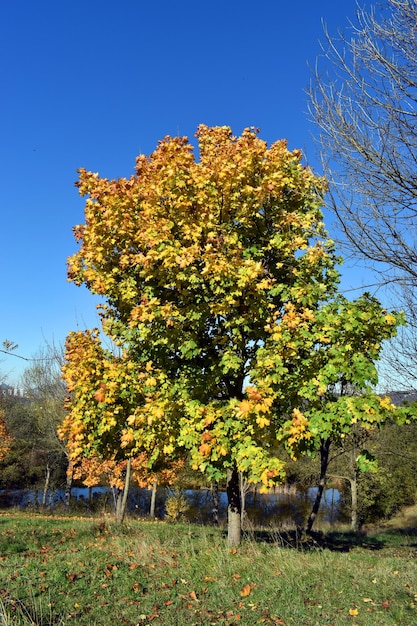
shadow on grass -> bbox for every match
[241,527,417,552]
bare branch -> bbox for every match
[309,0,417,287]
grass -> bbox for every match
[0,510,416,625]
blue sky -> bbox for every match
[1,0,369,384]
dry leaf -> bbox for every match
[240,584,251,597]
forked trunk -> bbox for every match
[306,438,331,533]
[227,466,241,546]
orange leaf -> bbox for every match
[189,590,198,601]
[240,584,251,597]
[239,400,252,415]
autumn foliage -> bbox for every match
[62,126,402,540]
[0,409,12,461]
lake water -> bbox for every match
[0,484,343,527]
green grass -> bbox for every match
[0,511,416,625]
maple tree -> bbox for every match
[274,293,403,531]
[59,329,183,520]
[64,125,400,544]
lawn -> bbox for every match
[0,510,416,625]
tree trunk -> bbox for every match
[149,480,157,518]
[64,463,73,510]
[227,466,241,546]
[306,438,331,533]
[350,472,359,531]
[42,463,51,507]
[211,481,219,525]
[240,472,249,528]
[116,458,132,523]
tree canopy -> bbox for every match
[63,125,401,543]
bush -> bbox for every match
[164,487,190,522]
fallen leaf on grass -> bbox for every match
[349,608,359,616]
[381,600,390,609]
[178,590,199,603]
[232,573,241,582]
[240,584,251,597]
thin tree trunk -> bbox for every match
[227,466,241,546]
[116,458,132,523]
[42,463,51,507]
[350,472,359,531]
[306,438,331,533]
[149,480,157,518]
[64,463,73,510]
[211,481,219,525]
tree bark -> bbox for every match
[116,458,132,523]
[42,462,51,507]
[240,472,249,528]
[350,472,359,531]
[149,480,157,518]
[227,466,241,546]
[306,438,331,533]
[211,481,219,525]
[64,463,73,510]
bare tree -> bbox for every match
[20,343,68,504]
[309,0,417,288]
[308,0,417,389]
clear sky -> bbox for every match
[1,0,368,385]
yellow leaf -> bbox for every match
[349,608,359,616]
